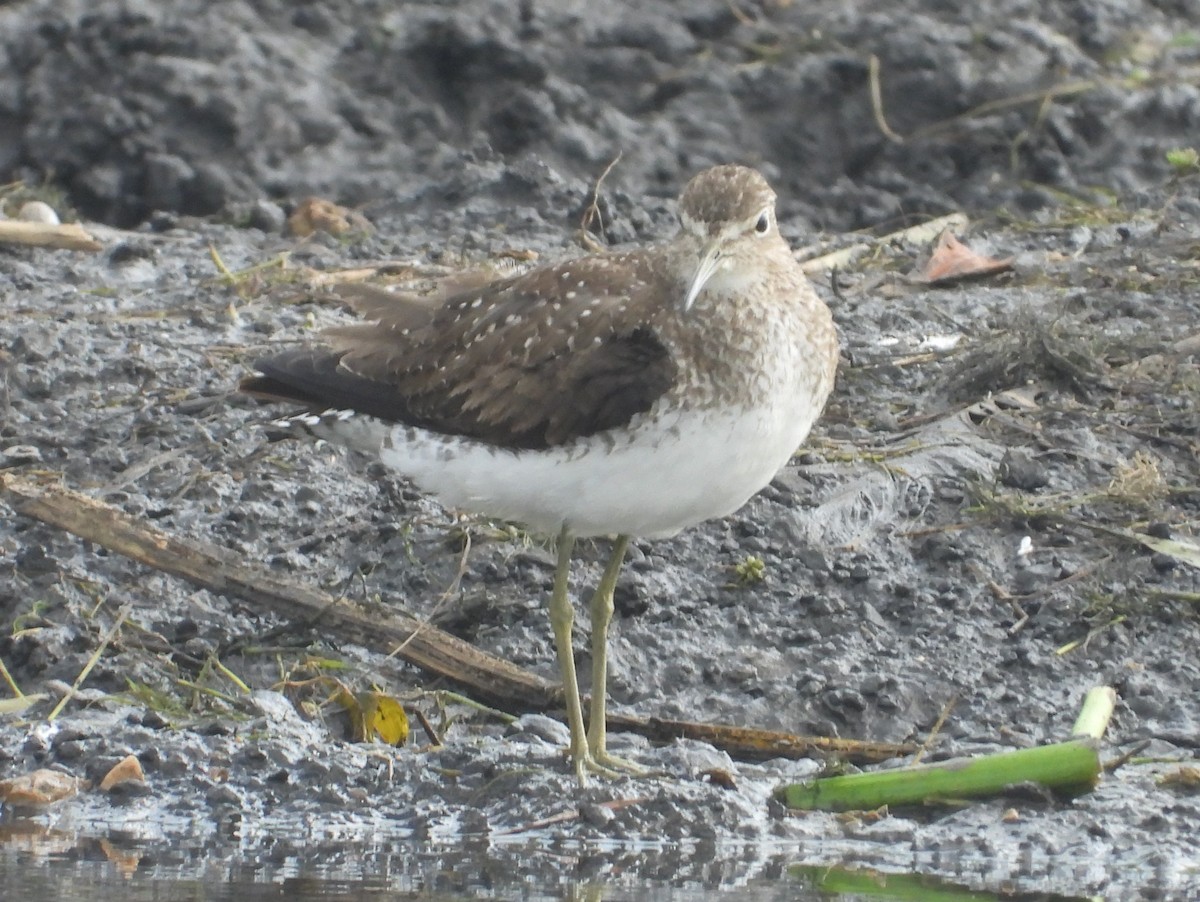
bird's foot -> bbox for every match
[570,751,619,786]
[568,742,648,784]
[590,746,648,776]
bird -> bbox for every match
[239,164,838,783]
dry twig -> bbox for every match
[0,219,103,252]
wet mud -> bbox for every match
[1,0,1199,898]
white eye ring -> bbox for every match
[754,212,771,234]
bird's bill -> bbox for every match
[682,240,723,312]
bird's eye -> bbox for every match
[755,212,771,234]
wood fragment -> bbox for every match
[0,219,103,252]
[0,474,557,710]
[798,212,969,274]
[621,714,914,764]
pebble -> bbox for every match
[1151,552,1177,572]
[2,444,42,464]
[580,802,616,827]
[999,450,1049,490]
[248,199,286,233]
[207,785,242,806]
[16,201,59,224]
[506,713,570,747]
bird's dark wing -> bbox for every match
[240,254,679,450]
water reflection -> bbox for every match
[0,825,1106,901]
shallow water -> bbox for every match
[0,828,1109,901]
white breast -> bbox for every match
[353,391,821,539]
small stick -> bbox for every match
[387,525,472,661]
[47,604,132,721]
[211,655,253,695]
[578,152,623,251]
[0,656,24,697]
[0,219,103,252]
[414,708,442,747]
[911,694,957,766]
[868,55,906,144]
[798,212,969,273]
[1103,739,1151,773]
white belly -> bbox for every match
[350,397,821,539]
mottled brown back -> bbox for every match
[242,252,680,450]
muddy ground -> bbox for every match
[1,0,1199,898]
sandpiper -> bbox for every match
[240,165,838,782]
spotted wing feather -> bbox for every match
[242,255,678,450]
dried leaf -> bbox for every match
[1158,765,1200,790]
[100,754,146,791]
[917,230,1013,284]
[287,198,371,238]
[0,769,83,809]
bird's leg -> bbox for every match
[548,526,615,783]
[585,534,644,773]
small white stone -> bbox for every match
[17,201,59,224]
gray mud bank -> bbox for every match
[2,0,1200,898]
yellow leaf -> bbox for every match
[356,691,409,746]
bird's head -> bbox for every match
[675,165,781,312]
